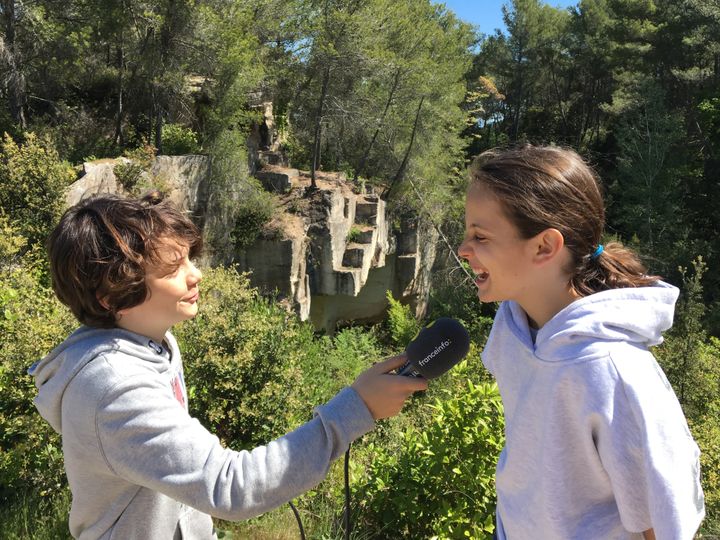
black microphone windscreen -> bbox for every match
[398,318,470,379]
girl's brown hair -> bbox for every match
[47,191,202,328]
[470,145,659,296]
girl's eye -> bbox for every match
[474,235,487,242]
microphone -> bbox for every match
[397,318,470,379]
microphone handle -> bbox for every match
[397,359,421,377]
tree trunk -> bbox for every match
[384,96,424,200]
[114,41,125,146]
[2,0,27,128]
[154,86,163,154]
[310,64,331,189]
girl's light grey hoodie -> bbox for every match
[29,327,374,539]
[484,282,705,540]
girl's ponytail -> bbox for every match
[571,241,659,297]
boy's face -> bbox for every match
[116,239,202,342]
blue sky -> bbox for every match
[437,0,578,35]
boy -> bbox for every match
[29,192,427,539]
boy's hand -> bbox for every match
[351,354,428,420]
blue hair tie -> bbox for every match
[591,244,604,260]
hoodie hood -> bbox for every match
[28,326,174,433]
[496,281,679,363]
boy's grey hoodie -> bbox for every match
[483,282,705,540]
[29,327,374,539]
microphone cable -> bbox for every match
[288,500,306,540]
[287,445,353,540]
[344,446,351,540]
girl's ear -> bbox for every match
[531,228,565,264]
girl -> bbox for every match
[458,145,705,540]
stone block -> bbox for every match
[256,168,299,193]
[355,201,378,224]
[342,246,366,268]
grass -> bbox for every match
[0,489,72,540]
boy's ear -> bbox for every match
[530,228,565,264]
[96,292,111,311]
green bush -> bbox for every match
[386,291,421,348]
[690,400,720,536]
[0,211,26,265]
[428,264,495,355]
[354,380,504,539]
[0,261,76,504]
[0,133,75,250]
[231,187,276,249]
[113,144,157,194]
[173,266,304,447]
[161,123,201,155]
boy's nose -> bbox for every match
[189,262,202,283]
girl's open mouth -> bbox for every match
[475,271,489,284]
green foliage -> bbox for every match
[174,266,383,448]
[689,398,720,536]
[428,267,495,356]
[0,133,75,249]
[355,381,504,539]
[0,488,72,540]
[161,123,201,155]
[0,259,76,504]
[231,187,276,250]
[656,257,718,419]
[610,80,684,255]
[0,211,27,264]
[655,257,720,530]
[346,225,363,243]
[113,144,158,194]
[203,127,270,260]
[385,291,421,348]
[173,266,303,447]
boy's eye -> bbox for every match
[474,235,487,242]
[161,264,181,278]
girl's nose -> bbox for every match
[457,240,470,260]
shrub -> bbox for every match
[174,267,387,448]
[428,263,495,354]
[173,266,304,447]
[161,123,201,155]
[0,261,76,504]
[113,144,157,194]
[690,400,720,536]
[354,380,504,539]
[0,133,75,250]
[0,211,26,265]
[385,291,421,348]
[231,186,276,249]
[347,225,363,243]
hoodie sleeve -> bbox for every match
[94,371,374,521]
[595,349,705,540]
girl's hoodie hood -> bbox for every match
[496,281,679,363]
[28,326,173,433]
